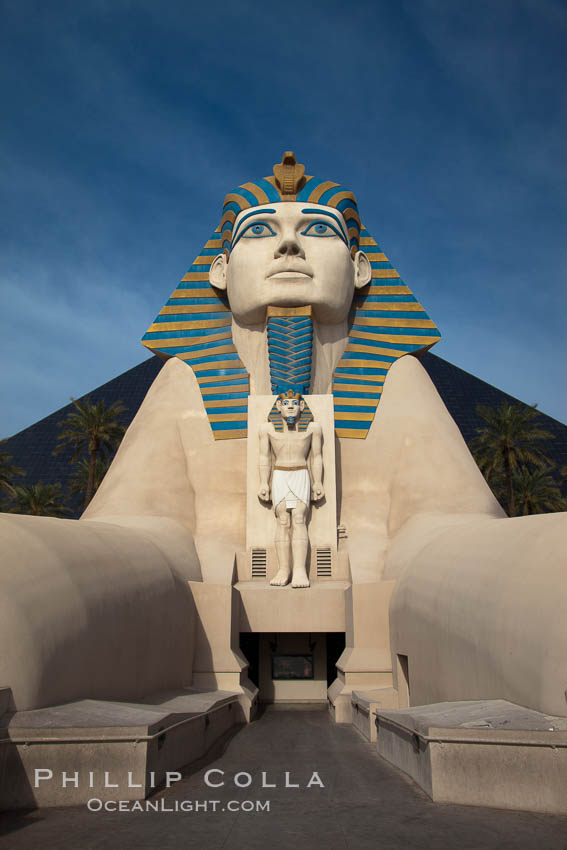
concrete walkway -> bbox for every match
[1,706,567,849]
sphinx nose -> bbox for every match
[274,231,305,260]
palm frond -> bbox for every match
[470,402,556,515]
[9,482,71,517]
[54,397,127,457]
[512,466,567,516]
[68,456,111,497]
[0,447,25,498]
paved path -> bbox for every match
[1,707,567,849]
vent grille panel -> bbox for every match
[251,549,267,578]
[316,547,332,578]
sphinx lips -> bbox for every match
[268,271,312,280]
[267,261,314,280]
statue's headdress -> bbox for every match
[220,152,361,259]
[269,390,313,433]
[277,389,303,402]
[142,153,441,440]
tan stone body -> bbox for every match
[1,192,566,723]
[2,341,567,716]
[81,353,567,715]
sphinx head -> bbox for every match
[209,154,372,325]
[275,389,305,426]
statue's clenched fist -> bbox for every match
[312,482,324,502]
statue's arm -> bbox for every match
[258,424,272,501]
[310,422,324,501]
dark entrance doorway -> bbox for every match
[241,632,345,694]
[239,632,259,687]
[326,632,345,686]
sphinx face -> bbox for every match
[209,202,371,325]
[276,396,304,425]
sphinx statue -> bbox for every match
[1,152,565,725]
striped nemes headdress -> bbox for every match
[268,389,313,434]
[220,152,361,258]
[142,152,441,440]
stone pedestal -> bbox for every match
[236,580,348,633]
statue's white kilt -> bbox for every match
[272,468,310,511]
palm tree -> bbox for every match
[68,456,111,501]
[470,403,555,516]
[0,444,24,501]
[512,466,567,516]
[54,396,127,509]
[10,482,70,517]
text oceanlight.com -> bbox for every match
[86,799,271,813]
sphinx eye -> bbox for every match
[241,221,276,239]
[301,221,340,238]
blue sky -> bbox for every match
[1,0,566,438]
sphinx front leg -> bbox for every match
[271,501,292,586]
[291,502,310,588]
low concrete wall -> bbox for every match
[352,689,399,742]
[376,701,567,814]
[0,691,243,809]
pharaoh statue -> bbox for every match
[0,153,566,721]
[258,390,324,588]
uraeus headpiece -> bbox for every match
[142,153,441,440]
[220,152,361,258]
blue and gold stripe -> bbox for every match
[141,226,250,440]
[332,226,441,438]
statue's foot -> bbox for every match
[291,569,310,588]
[270,568,291,586]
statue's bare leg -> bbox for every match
[271,501,291,586]
[291,502,309,588]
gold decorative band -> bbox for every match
[266,305,313,319]
[213,429,247,440]
[371,269,400,279]
[274,465,308,471]
[335,428,367,439]
[181,272,211,282]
